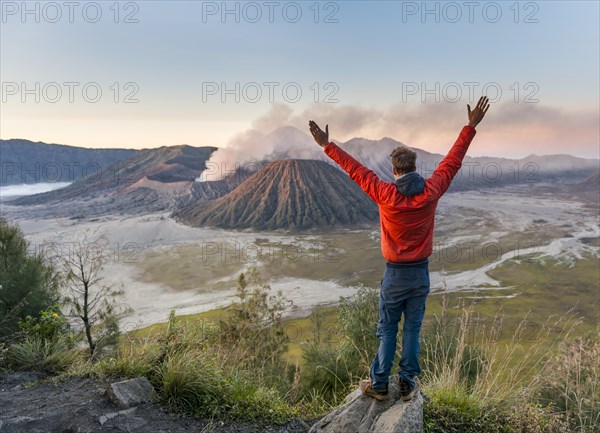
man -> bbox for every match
[308,96,490,402]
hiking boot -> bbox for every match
[398,376,420,401]
[359,379,389,401]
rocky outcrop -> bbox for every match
[310,376,423,433]
[105,377,157,409]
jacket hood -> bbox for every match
[395,172,425,196]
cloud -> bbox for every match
[305,102,599,157]
[250,104,294,131]
[0,182,71,199]
[199,101,599,180]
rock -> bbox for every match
[99,407,137,425]
[309,376,423,433]
[98,415,109,426]
[105,377,156,409]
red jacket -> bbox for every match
[324,125,477,262]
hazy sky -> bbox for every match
[1,1,599,158]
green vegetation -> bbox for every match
[0,218,61,340]
[486,252,598,332]
[0,219,135,374]
[3,265,598,431]
[63,270,305,424]
[10,274,592,431]
[7,305,78,374]
[298,286,380,401]
[1,214,598,431]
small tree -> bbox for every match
[220,266,291,370]
[55,231,130,358]
[0,218,60,340]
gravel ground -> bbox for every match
[0,372,314,433]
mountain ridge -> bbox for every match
[0,139,138,186]
[4,128,599,223]
[9,145,234,219]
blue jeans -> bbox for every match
[369,259,430,390]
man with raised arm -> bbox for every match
[308,96,490,401]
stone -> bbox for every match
[99,407,138,425]
[309,375,424,433]
[105,377,156,410]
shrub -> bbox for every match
[18,303,70,343]
[421,296,489,390]
[216,268,292,388]
[299,342,353,402]
[298,284,378,403]
[70,308,296,425]
[536,330,600,432]
[8,305,79,374]
[336,283,379,373]
[503,403,571,433]
[0,218,60,340]
[8,334,79,374]
[424,383,505,433]
[154,314,294,424]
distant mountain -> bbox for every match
[174,159,379,230]
[234,127,600,189]
[520,154,598,171]
[0,139,138,186]
[12,145,229,218]
[6,128,599,222]
[336,134,599,189]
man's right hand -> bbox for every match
[467,96,490,128]
[309,120,329,147]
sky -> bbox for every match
[1,0,599,158]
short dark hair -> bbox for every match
[390,146,417,175]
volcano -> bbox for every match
[174,159,379,230]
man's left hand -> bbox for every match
[309,120,329,147]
